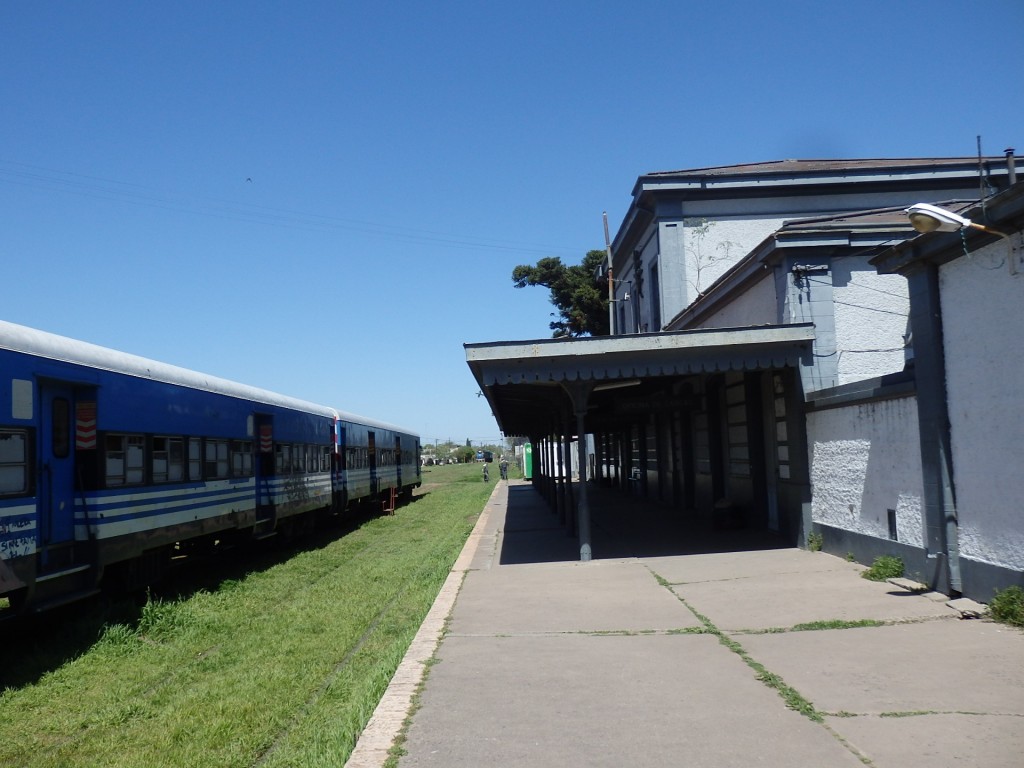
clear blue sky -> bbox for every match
[2,1,1021,446]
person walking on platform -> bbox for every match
[499,458,509,481]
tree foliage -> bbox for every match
[512,249,610,337]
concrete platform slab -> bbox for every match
[740,620,1024,716]
[824,712,1024,768]
[400,633,865,768]
[451,560,702,635]
[671,567,953,631]
[647,547,862,584]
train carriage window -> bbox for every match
[231,440,253,477]
[205,440,229,479]
[169,438,184,481]
[0,430,29,495]
[320,446,331,472]
[106,434,145,486]
[295,445,307,473]
[153,436,184,483]
[276,444,291,474]
[126,436,144,483]
[188,438,202,480]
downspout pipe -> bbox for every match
[907,262,962,594]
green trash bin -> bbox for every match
[523,443,533,480]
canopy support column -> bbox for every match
[562,382,594,562]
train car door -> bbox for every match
[335,423,348,510]
[254,413,276,533]
[367,431,377,497]
[38,382,76,569]
[395,435,402,490]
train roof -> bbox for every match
[332,408,418,438]
[0,320,418,438]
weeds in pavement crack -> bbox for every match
[646,566,822,723]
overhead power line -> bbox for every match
[0,159,579,258]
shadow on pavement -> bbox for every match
[499,482,789,565]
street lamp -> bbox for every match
[905,203,972,233]
[905,203,1018,275]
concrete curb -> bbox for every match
[343,480,504,768]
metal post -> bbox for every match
[562,382,594,561]
[562,423,574,535]
[575,407,591,561]
[604,212,615,336]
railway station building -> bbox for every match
[466,156,1023,602]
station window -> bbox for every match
[205,439,229,479]
[231,440,253,477]
[0,429,29,496]
[153,436,185,482]
[106,434,145,486]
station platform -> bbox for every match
[346,479,1024,768]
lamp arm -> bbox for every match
[966,222,1018,276]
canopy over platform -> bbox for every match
[466,324,816,438]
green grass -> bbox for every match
[861,554,904,582]
[790,619,885,632]
[753,619,886,635]
[989,585,1024,628]
[0,462,490,768]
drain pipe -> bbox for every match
[1006,147,1017,186]
[908,264,962,595]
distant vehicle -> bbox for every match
[475,450,494,463]
[0,321,420,619]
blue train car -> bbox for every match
[0,321,419,615]
[335,412,420,511]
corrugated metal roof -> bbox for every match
[872,182,1024,273]
[776,202,973,232]
[642,158,1005,179]
[614,157,1013,252]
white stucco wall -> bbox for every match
[681,217,786,305]
[808,396,924,547]
[832,258,910,385]
[940,241,1024,571]
[695,273,778,329]
[657,221,686,330]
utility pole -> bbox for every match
[603,212,615,335]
